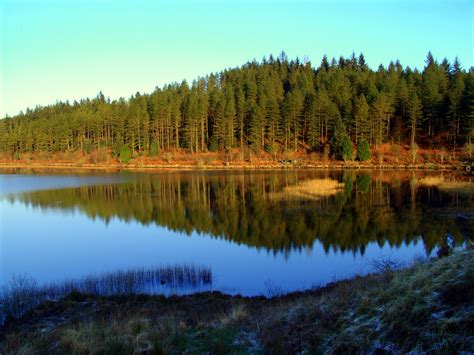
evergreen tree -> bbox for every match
[408,88,423,145]
[0,52,470,160]
[353,94,370,144]
[357,139,371,161]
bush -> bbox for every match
[330,118,353,161]
[149,140,160,157]
[340,135,353,162]
[357,139,371,161]
[119,146,132,163]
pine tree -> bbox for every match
[1,52,471,160]
[447,61,465,147]
[357,139,371,161]
[408,88,422,146]
[223,84,237,149]
[353,94,370,144]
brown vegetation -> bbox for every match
[418,176,474,193]
[1,250,472,354]
[269,178,344,200]
[0,144,467,171]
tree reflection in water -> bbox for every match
[9,170,473,255]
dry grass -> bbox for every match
[270,178,344,201]
[259,250,474,353]
[1,250,472,354]
[219,304,247,326]
[0,265,212,321]
[418,176,474,193]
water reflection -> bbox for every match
[5,170,473,255]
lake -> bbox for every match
[1,169,472,297]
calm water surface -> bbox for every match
[1,169,472,296]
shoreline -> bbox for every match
[1,250,472,353]
[0,161,461,172]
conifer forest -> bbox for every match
[1,52,473,160]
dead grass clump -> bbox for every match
[163,152,173,163]
[418,176,474,193]
[60,324,103,353]
[418,176,446,186]
[270,179,344,201]
[219,304,246,326]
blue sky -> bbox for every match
[1,0,473,117]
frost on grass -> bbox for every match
[0,264,212,321]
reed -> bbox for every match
[0,264,212,321]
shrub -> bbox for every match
[340,135,353,162]
[119,146,132,163]
[149,140,160,157]
[357,139,371,161]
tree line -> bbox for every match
[1,52,473,159]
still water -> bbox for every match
[1,169,472,296]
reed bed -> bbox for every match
[0,264,212,320]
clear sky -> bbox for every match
[1,0,473,117]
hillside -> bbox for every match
[1,53,473,166]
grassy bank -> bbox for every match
[1,250,472,354]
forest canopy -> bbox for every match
[1,52,473,158]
